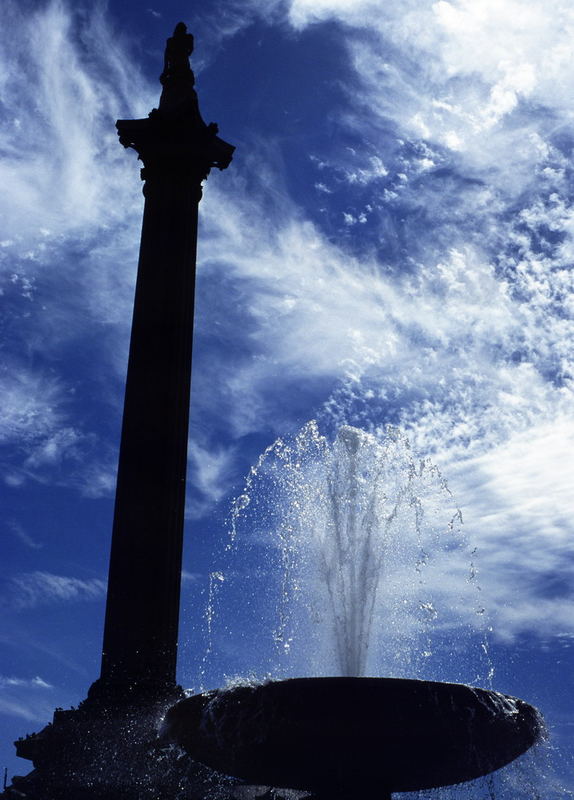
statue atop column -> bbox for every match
[161,22,195,84]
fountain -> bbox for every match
[162,424,543,798]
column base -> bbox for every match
[3,690,327,800]
[4,687,204,800]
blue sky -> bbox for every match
[1,0,574,795]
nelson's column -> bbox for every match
[4,23,235,800]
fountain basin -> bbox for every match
[161,677,542,796]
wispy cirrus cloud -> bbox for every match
[187,440,239,519]
[6,572,106,610]
[0,696,56,723]
[0,675,51,690]
[0,1,153,238]
[5,521,43,550]
[441,419,574,640]
[0,1,148,490]
[0,674,56,726]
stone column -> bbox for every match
[8,27,234,797]
[92,22,234,702]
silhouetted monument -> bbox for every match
[91,21,233,706]
[4,23,234,799]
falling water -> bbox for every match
[227,421,486,683]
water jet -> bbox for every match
[163,425,543,798]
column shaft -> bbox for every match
[99,173,201,694]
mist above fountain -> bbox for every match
[164,422,543,798]
[228,421,474,681]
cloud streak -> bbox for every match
[0,675,51,690]
[5,572,106,610]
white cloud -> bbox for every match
[287,0,381,29]
[189,441,235,502]
[0,369,68,448]
[200,179,574,440]
[6,572,106,610]
[0,2,150,242]
[6,521,43,550]
[0,671,57,727]
[284,0,574,120]
[77,459,118,499]
[182,570,202,583]
[0,675,52,690]
[0,0,147,325]
[0,696,55,723]
[345,155,389,185]
[0,1,145,485]
[441,420,574,640]
[23,427,83,469]
[279,0,574,199]
[0,366,110,490]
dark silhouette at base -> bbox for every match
[162,677,543,799]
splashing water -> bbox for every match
[200,422,567,798]
[228,421,486,682]
[198,571,225,692]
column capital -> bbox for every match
[116,111,234,185]
[116,22,234,186]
